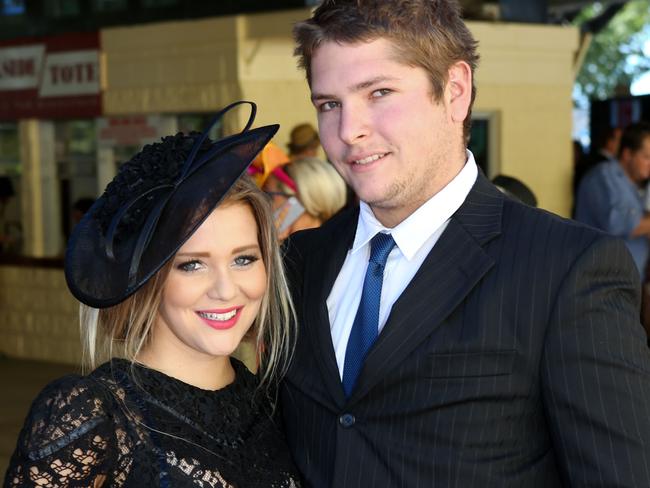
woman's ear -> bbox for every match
[446,61,472,124]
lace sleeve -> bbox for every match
[4,375,116,487]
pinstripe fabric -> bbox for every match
[281,173,650,488]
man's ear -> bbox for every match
[446,61,472,124]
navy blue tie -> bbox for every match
[342,232,396,397]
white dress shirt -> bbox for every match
[327,152,478,378]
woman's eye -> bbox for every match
[234,254,260,267]
[177,260,203,272]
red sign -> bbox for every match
[0,32,101,120]
[98,116,160,147]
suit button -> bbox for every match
[339,413,355,428]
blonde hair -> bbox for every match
[80,176,296,388]
[286,157,347,221]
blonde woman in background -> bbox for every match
[264,157,347,240]
[4,102,300,488]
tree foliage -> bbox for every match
[574,0,650,103]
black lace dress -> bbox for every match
[4,358,301,487]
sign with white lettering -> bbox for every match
[0,45,45,90]
[0,33,101,119]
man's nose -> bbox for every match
[339,102,370,145]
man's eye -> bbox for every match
[371,88,392,98]
[177,260,203,272]
[234,254,260,267]
[319,101,340,112]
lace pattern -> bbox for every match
[4,359,300,487]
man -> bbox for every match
[281,1,650,486]
[591,125,623,164]
[287,122,321,161]
[575,122,650,276]
[573,125,622,194]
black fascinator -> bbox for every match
[65,101,278,308]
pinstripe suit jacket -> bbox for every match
[281,173,650,487]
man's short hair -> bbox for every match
[618,121,650,159]
[293,0,479,140]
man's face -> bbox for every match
[310,38,467,226]
[624,136,650,183]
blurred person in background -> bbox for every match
[264,157,347,240]
[491,174,537,207]
[0,176,21,254]
[575,121,650,278]
[287,122,321,162]
[573,126,622,198]
[70,197,95,226]
[247,141,291,188]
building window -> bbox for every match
[469,112,500,178]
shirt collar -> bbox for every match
[352,150,478,259]
[600,149,617,162]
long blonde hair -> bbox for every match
[80,176,296,388]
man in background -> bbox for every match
[575,121,650,277]
[287,122,321,162]
[574,126,622,187]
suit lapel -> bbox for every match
[350,173,504,403]
[302,208,359,406]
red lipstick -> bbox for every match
[195,306,242,330]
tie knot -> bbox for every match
[369,233,396,266]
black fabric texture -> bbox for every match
[5,358,300,487]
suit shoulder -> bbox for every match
[500,196,615,253]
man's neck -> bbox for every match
[600,148,615,160]
[620,160,642,188]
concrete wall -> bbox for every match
[470,22,579,216]
[100,10,316,147]
[101,17,243,116]
[0,264,80,364]
[236,10,317,150]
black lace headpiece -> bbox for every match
[65,101,278,308]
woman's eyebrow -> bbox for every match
[175,244,260,257]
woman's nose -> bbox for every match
[206,270,237,301]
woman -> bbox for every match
[4,102,300,487]
[263,157,347,240]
